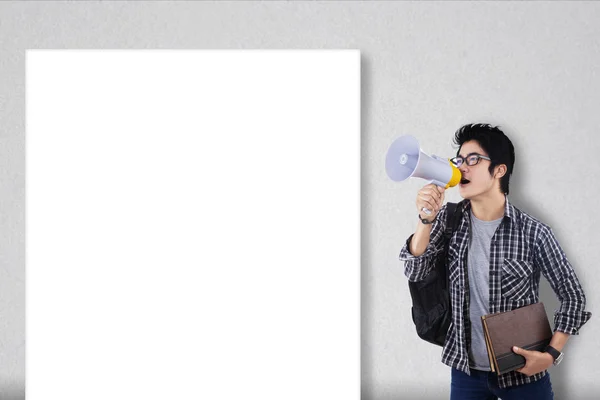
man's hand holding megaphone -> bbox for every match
[417,184,445,223]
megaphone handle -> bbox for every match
[421,179,447,215]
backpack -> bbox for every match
[408,201,464,347]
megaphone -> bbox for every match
[386,135,462,212]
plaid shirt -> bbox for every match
[399,196,591,389]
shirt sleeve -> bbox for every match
[535,225,592,335]
[399,204,449,282]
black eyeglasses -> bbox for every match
[450,153,492,167]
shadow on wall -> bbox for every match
[360,52,377,399]
[0,388,24,400]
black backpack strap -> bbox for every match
[442,201,463,285]
[444,203,458,242]
[445,201,465,238]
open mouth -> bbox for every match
[460,178,471,185]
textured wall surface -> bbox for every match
[1,2,599,399]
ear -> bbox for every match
[494,164,507,179]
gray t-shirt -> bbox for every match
[467,208,503,371]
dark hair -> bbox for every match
[452,123,515,195]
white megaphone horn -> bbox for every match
[385,135,462,214]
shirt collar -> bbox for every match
[461,194,517,227]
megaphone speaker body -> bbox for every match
[385,135,461,188]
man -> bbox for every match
[399,124,591,399]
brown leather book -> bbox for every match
[481,302,553,375]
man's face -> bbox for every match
[455,140,498,200]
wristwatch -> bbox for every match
[545,345,564,366]
[418,214,434,225]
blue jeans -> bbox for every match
[450,368,554,400]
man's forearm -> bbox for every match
[549,331,570,352]
[408,221,433,257]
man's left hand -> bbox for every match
[512,346,554,376]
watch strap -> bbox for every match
[545,345,561,361]
[418,214,434,224]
